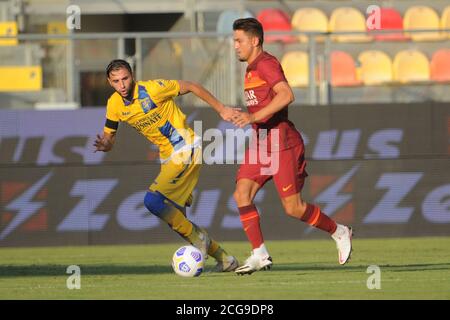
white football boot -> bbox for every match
[235,253,273,275]
[331,224,353,265]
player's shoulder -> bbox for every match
[107,91,122,107]
[139,79,176,92]
[256,51,282,69]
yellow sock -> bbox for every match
[160,206,194,238]
[159,205,228,262]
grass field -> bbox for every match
[0,237,449,300]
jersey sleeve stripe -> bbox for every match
[105,118,119,130]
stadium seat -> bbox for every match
[216,10,254,34]
[357,50,393,85]
[281,51,309,87]
[393,50,430,83]
[257,8,296,43]
[291,8,328,42]
[441,6,450,38]
[0,66,42,91]
[0,21,18,46]
[368,7,408,41]
[430,49,450,82]
[47,21,68,44]
[330,51,361,86]
[329,7,372,42]
[403,6,444,41]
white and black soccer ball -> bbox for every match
[172,245,204,277]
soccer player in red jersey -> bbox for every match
[230,18,353,275]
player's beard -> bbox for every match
[237,53,247,62]
[124,81,135,100]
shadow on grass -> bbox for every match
[1,262,449,278]
[270,262,450,273]
[0,264,173,277]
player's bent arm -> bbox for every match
[251,81,294,123]
[178,80,227,114]
[94,131,116,152]
[103,132,116,151]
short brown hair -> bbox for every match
[106,59,132,78]
[233,18,264,47]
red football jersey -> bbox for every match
[244,51,302,151]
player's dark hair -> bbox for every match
[233,18,264,47]
[106,59,133,77]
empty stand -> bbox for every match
[257,8,296,43]
[47,21,68,44]
[357,50,393,85]
[281,51,309,87]
[216,10,254,34]
[430,49,450,82]
[369,7,407,41]
[0,21,18,46]
[331,51,361,86]
[441,6,450,38]
[0,66,42,91]
[404,6,444,41]
[291,7,328,42]
[329,7,372,42]
[393,50,430,83]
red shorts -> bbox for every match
[236,143,308,198]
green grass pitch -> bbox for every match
[0,237,449,299]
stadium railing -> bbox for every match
[0,28,449,108]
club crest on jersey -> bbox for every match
[138,85,157,114]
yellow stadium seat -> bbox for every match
[291,8,328,42]
[47,21,68,44]
[404,6,444,41]
[0,21,18,46]
[329,7,372,42]
[393,50,430,83]
[357,50,393,85]
[281,51,309,87]
[0,66,42,91]
[441,6,450,38]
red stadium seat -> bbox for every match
[257,8,296,43]
[430,49,450,82]
[330,51,361,86]
[368,7,408,41]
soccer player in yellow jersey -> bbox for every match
[94,59,238,272]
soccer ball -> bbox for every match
[172,245,204,277]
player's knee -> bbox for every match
[283,200,307,219]
[284,202,297,217]
[233,189,251,206]
[144,191,166,217]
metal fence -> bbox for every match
[0,29,450,108]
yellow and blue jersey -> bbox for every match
[104,80,197,161]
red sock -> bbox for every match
[301,204,337,234]
[238,204,264,249]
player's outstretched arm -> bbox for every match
[177,80,240,121]
[93,132,116,152]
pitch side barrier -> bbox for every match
[0,102,449,246]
